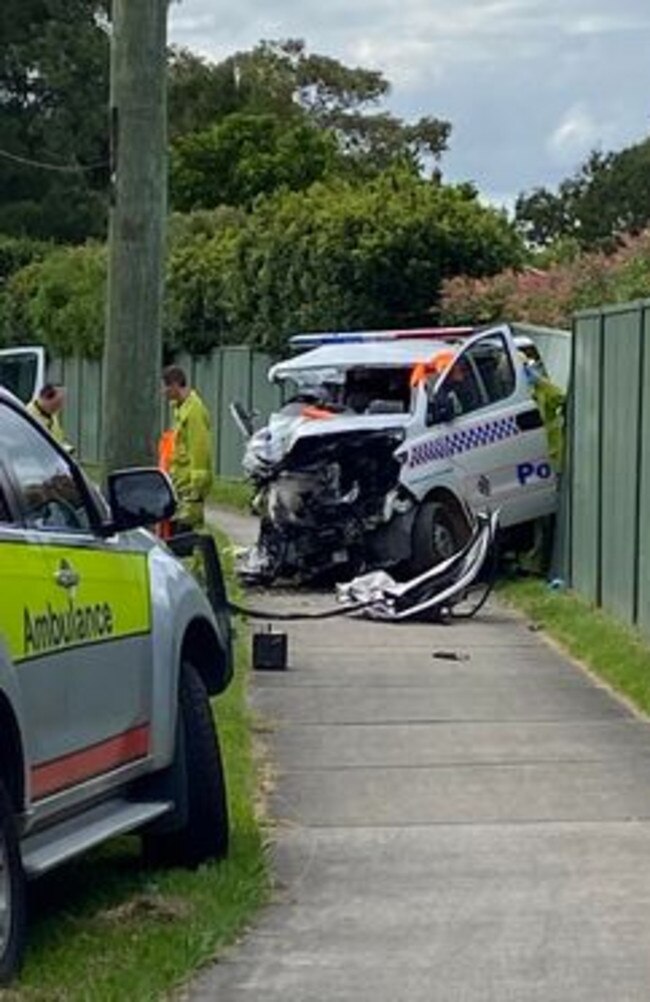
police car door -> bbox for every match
[426,332,552,526]
[464,333,554,524]
[0,401,153,805]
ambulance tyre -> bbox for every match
[0,782,27,985]
[410,499,469,574]
[143,662,229,868]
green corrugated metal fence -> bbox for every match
[53,346,281,477]
[568,300,650,633]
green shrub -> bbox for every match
[1,171,524,358]
[2,243,106,357]
[440,229,650,327]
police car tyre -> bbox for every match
[410,500,469,574]
[144,662,229,868]
[0,782,27,985]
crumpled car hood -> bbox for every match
[243,410,410,477]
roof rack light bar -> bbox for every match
[289,327,475,348]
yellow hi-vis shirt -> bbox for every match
[170,389,213,505]
[27,400,67,447]
[532,377,565,473]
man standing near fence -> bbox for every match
[28,383,74,454]
[161,365,213,536]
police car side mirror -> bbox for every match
[428,391,455,425]
[103,469,176,534]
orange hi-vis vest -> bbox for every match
[158,428,176,474]
[157,429,176,538]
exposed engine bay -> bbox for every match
[238,419,414,584]
[234,360,417,583]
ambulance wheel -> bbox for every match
[0,782,27,985]
[143,662,229,868]
[409,499,469,574]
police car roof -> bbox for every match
[269,338,467,381]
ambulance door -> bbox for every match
[0,400,153,804]
[0,468,65,778]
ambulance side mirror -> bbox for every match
[103,468,176,534]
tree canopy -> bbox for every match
[1,24,453,242]
[515,138,650,251]
[0,0,110,242]
[0,17,529,358]
[170,113,341,211]
[168,40,451,182]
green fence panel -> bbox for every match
[48,357,64,384]
[219,348,252,477]
[62,357,83,459]
[251,352,282,426]
[599,308,642,624]
[637,306,650,632]
[78,358,102,465]
[193,351,223,474]
[570,313,602,603]
[50,345,284,478]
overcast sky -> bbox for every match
[169,0,650,210]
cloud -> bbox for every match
[566,13,650,35]
[548,105,602,161]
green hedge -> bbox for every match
[1,171,524,358]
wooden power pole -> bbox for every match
[103,0,168,472]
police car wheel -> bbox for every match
[410,500,468,573]
[144,662,229,869]
[0,783,27,985]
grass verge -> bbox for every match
[11,529,269,1002]
[500,577,650,716]
[210,477,253,514]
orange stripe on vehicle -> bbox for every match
[31,724,150,800]
[301,405,335,420]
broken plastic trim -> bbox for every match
[226,511,499,623]
[336,511,499,621]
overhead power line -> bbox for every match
[0,147,108,173]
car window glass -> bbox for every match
[435,355,484,418]
[0,483,11,523]
[467,335,515,404]
[0,404,91,533]
[344,368,411,414]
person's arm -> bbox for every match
[187,409,212,499]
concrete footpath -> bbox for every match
[189,508,650,1001]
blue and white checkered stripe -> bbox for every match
[409,415,520,468]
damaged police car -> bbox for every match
[0,387,232,982]
[234,323,570,584]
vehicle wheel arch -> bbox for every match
[142,660,229,867]
[405,486,473,576]
[180,617,229,697]
[422,486,472,529]
[0,696,25,813]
